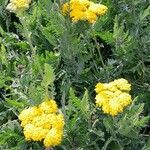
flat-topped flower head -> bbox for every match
[95,78,132,116]
[6,0,31,13]
[85,10,97,23]
[18,106,41,127]
[62,0,108,23]
[43,128,63,147]
[113,78,131,91]
[24,124,49,141]
[88,3,108,16]
[39,99,58,114]
[18,99,65,148]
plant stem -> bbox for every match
[93,36,109,81]
[19,15,36,59]
[101,136,113,150]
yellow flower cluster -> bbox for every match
[6,0,31,13]
[18,99,65,148]
[95,78,132,116]
[62,0,108,23]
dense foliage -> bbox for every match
[0,0,150,149]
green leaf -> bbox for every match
[93,31,114,44]
[118,127,138,139]
[0,25,4,36]
[107,140,123,150]
[5,99,25,108]
[134,116,150,127]
[103,117,114,133]
[68,88,82,114]
[140,6,150,21]
[81,89,90,118]
[0,44,7,64]
[41,63,55,87]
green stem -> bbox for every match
[19,15,36,59]
[93,37,105,68]
[102,136,113,150]
[93,36,109,81]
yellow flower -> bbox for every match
[95,93,109,107]
[51,114,65,130]
[32,114,52,129]
[18,106,41,127]
[24,124,49,141]
[70,0,90,7]
[95,78,132,116]
[113,78,131,91]
[88,3,108,16]
[70,3,87,11]
[107,82,118,92]
[31,127,49,141]
[95,82,117,93]
[43,128,63,147]
[39,99,58,114]
[85,10,97,23]
[70,10,86,22]
[6,0,31,13]
[117,93,132,107]
[108,98,123,116]
[23,124,34,140]
[62,0,108,23]
[95,83,106,93]
[113,90,122,97]
[62,3,70,15]
[99,90,114,99]
[95,94,109,107]
[19,99,65,148]
[102,104,110,114]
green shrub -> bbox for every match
[0,0,149,149]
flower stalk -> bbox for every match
[19,14,36,59]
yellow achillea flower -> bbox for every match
[88,3,108,16]
[85,10,97,23]
[113,78,131,91]
[19,106,42,127]
[70,10,86,22]
[6,0,31,13]
[62,2,70,15]
[62,0,108,23]
[39,99,58,114]
[18,99,65,148]
[95,78,132,116]
[24,124,49,141]
[32,114,52,129]
[43,128,63,147]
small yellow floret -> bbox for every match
[18,106,41,127]
[88,3,108,16]
[70,10,86,22]
[31,127,49,141]
[39,99,58,114]
[62,3,70,15]
[43,128,63,147]
[32,114,52,129]
[85,10,97,23]
[113,78,131,91]
[23,124,34,140]
[51,114,65,130]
